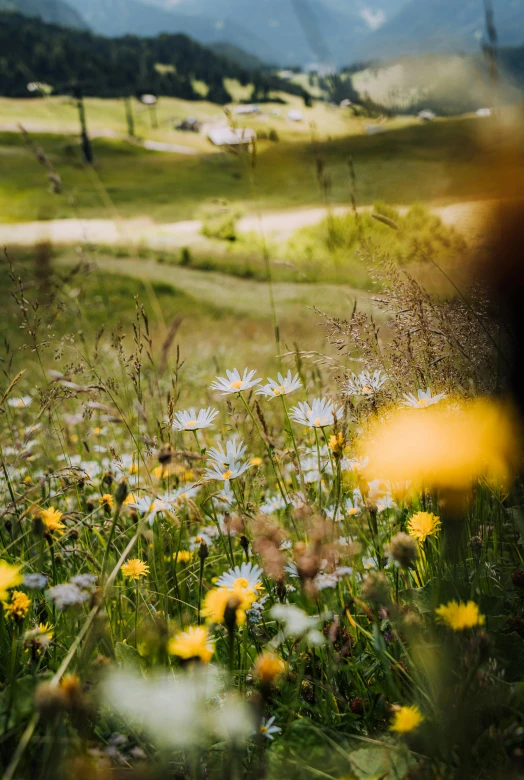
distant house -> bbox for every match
[476,107,492,117]
[418,110,436,122]
[287,110,303,122]
[175,117,201,132]
[207,127,256,147]
[233,104,260,115]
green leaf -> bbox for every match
[348,744,413,779]
[114,641,143,672]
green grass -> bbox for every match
[1,115,522,224]
[1,246,356,385]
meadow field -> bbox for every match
[1,87,524,780]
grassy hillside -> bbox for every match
[1,112,523,223]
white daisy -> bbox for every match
[402,388,446,408]
[216,562,263,592]
[163,484,200,507]
[260,495,288,515]
[344,370,388,396]
[376,495,396,513]
[257,371,302,399]
[209,368,261,395]
[289,398,342,429]
[129,496,168,524]
[189,531,214,551]
[8,395,33,409]
[207,438,248,469]
[260,716,281,741]
[171,407,218,431]
[270,604,324,645]
[341,455,369,473]
[213,483,235,510]
[204,460,251,483]
[344,494,362,517]
[314,566,353,591]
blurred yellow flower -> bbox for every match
[4,590,31,621]
[121,559,150,580]
[362,400,518,491]
[390,705,424,733]
[202,583,257,626]
[0,561,23,603]
[40,507,65,536]
[168,625,214,663]
[436,600,485,630]
[174,550,193,563]
[254,651,287,685]
[250,457,263,467]
[123,492,137,506]
[328,432,345,456]
[407,512,441,543]
[99,494,114,510]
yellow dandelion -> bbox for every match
[0,560,23,600]
[201,584,256,626]
[3,590,31,621]
[39,622,54,640]
[174,550,193,564]
[121,559,150,580]
[168,625,214,663]
[407,512,441,543]
[328,432,345,456]
[40,507,65,536]
[435,600,485,631]
[390,705,424,733]
[99,494,114,510]
[254,651,287,685]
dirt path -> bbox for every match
[0,200,494,250]
[55,254,372,318]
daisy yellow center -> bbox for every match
[260,726,268,734]
[222,470,232,480]
[234,577,250,589]
[185,420,198,427]
[417,398,430,407]
[348,508,359,515]
[230,380,243,389]
[362,385,372,394]
[272,385,286,395]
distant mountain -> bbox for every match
[65,0,382,65]
[0,0,87,28]
[65,0,280,63]
[356,0,524,59]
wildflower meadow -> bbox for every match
[0,219,524,780]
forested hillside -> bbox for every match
[0,12,302,101]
